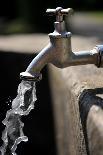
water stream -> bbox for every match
[0,80,37,155]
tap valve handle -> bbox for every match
[46,7,73,22]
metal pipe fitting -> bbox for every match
[68,49,98,67]
[20,43,55,81]
[20,7,103,81]
[94,45,103,67]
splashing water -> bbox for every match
[0,80,37,155]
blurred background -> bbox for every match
[0,0,103,34]
[0,0,103,155]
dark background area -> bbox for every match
[0,52,57,155]
[0,0,103,33]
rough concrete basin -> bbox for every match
[49,36,103,155]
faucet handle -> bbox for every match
[46,7,73,22]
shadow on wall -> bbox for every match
[79,88,103,155]
[0,51,57,155]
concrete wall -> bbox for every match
[48,36,103,155]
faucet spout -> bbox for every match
[20,7,73,81]
[20,43,55,81]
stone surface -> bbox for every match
[0,34,49,53]
[49,37,103,155]
[87,105,103,155]
[0,34,101,53]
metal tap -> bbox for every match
[20,7,103,81]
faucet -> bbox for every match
[20,7,103,81]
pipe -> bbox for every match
[20,43,55,81]
[69,49,98,66]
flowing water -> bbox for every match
[0,80,37,155]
